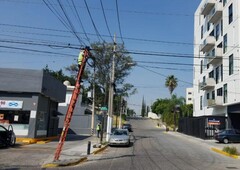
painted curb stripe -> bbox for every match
[211,148,239,159]
[41,157,87,168]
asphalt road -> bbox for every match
[68,118,240,170]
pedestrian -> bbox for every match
[96,122,101,138]
[78,50,84,69]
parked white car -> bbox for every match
[109,129,130,146]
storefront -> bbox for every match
[0,68,66,139]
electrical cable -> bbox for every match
[100,0,114,42]
[69,0,91,44]
[115,0,124,44]
[57,0,86,45]
[83,0,104,42]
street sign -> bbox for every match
[100,107,108,111]
[208,118,220,125]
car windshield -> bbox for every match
[0,125,7,131]
[113,130,128,136]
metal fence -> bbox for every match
[178,116,226,140]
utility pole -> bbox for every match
[118,96,123,129]
[91,63,96,136]
[106,34,116,141]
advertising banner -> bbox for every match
[0,100,23,109]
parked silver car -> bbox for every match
[109,129,130,146]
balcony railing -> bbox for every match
[201,36,216,53]
[208,96,223,107]
[201,0,215,16]
[199,78,215,90]
[207,48,222,65]
[209,3,223,24]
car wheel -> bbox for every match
[223,138,229,144]
[9,133,16,146]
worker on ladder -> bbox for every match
[78,50,84,69]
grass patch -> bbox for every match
[222,146,239,155]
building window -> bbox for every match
[223,0,227,7]
[207,22,210,31]
[216,24,220,41]
[209,70,214,78]
[221,64,223,81]
[216,66,219,84]
[207,93,210,99]
[188,98,192,101]
[201,25,203,39]
[188,92,192,95]
[200,60,203,74]
[212,90,215,100]
[200,96,203,110]
[221,20,223,36]
[229,4,233,24]
[229,54,233,75]
[217,88,223,96]
[223,34,227,53]
[223,84,227,103]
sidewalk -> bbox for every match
[163,128,240,159]
[42,134,108,168]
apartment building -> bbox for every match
[193,0,240,129]
[186,88,194,105]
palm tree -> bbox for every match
[165,75,178,97]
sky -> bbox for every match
[0,0,201,114]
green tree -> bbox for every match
[165,75,178,97]
[181,104,193,117]
[65,42,136,107]
[127,108,136,117]
[141,96,146,117]
[43,65,75,84]
[151,95,185,127]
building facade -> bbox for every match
[0,68,66,139]
[193,0,240,129]
[58,81,101,135]
[186,88,194,105]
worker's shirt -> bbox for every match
[78,51,84,65]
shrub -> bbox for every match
[223,146,239,155]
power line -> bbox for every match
[42,0,85,46]
[57,0,86,45]
[0,44,76,57]
[69,0,91,44]
[2,23,240,50]
[100,0,114,42]
[42,0,71,32]
[137,65,193,85]
[83,0,104,42]
[115,0,124,44]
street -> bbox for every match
[73,118,240,170]
[0,118,240,170]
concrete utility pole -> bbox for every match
[91,64,96,135]
[119,96,123,129]
[106,34,116,141]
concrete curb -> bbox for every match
[92,144,108,155]
[41,144,108,168]
[211,148,239,159]
[42,157,87,168]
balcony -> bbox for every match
[208,96,223,107]
[207,48,223,65]
[201,0,215,16]
[200,78,215,90]
[201,36,216,53]
[209,3,223,24]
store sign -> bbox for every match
[208,118,221,125]
[0,100,23,109]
